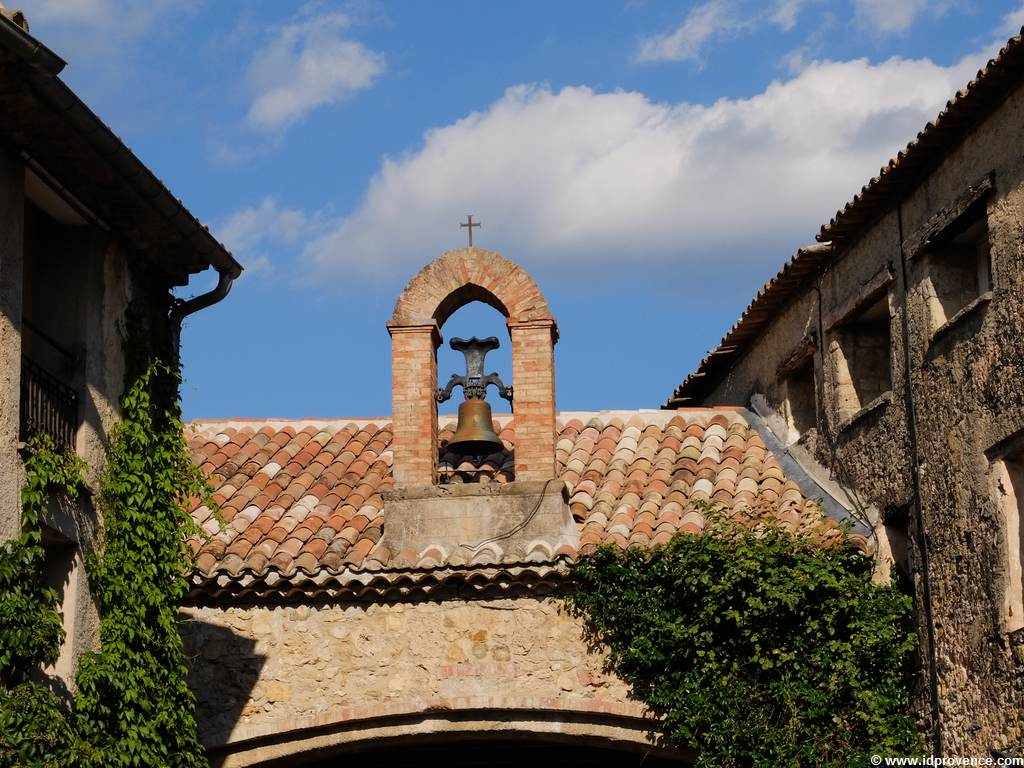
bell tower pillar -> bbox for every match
[508,318,557,480]
[386,322,441,487]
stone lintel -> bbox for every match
[381,480,574,561]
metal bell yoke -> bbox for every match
[436,336,513,457]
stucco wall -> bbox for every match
[699,80,1024,751]
[182,595,644,762]
[0,144,25,542]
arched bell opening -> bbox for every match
[437,300,514,414]
[436,300,515,484]
[433,282,512,330]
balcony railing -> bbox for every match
[20,355,79,453]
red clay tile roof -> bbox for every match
[666,29,1024,408]
[186,410,850,601]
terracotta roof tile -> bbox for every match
[186,410,848,600]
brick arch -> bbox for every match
[387,248,558,486]
[390,248,554,328]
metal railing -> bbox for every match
[19,355,79,452]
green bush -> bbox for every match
[567,509,922,767]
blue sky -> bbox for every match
[22,0,1024,419]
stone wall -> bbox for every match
[182,595,641,757]
[700,78,1024,751]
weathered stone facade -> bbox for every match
[0,141,135,690]
[671,51,1024,755]
[182,596,654,767]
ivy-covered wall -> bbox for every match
[0,300,213,768]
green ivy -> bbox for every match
[567,508,922,767]
[74,343,211,768]
[0,436,87,767]
[0,313,212,768]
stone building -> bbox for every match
[664,29,1024,757]
[0,9,241,694]
[182,249,866,767]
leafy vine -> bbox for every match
[0,312,212,768]
[74,325,211,768]
[567,506,922,767]
[0,436,87,767]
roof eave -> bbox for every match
[0,14,242,283]
[663,242,831,408]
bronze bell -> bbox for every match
[449,399,503,457]
[436,336,513,457]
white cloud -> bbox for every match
[298,49,984,284]
[770,0,817,32]
[852,0,948,35]
[216,198,316,278]
[245,12,384,131]
[22,0,189,42]
[635,0,747,63]
[1000,4,1024,36]
[636,0,822,65]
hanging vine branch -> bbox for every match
[0,306,215,768]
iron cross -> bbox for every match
[460,214,481,247]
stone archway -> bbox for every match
[207,704,691,768]
[387,248,558,486]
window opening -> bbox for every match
[781,356,816,438]
[40,528,80,686]
[831,293,892,422]
[993,450,1024,633]
[920,215,991,331]
[20,202,84,451]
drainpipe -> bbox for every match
[168,269,234,366]
[896,204,942,756]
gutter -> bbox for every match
[169,269,235,365]
[0,12,64,75]
[24,73,242,279]
[0,13,242,281]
